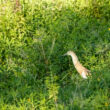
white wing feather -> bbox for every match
[81,71,87,79]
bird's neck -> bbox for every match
[70,53,79,66]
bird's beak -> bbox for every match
[62,53,67,56]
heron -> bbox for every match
[64,51,91,79]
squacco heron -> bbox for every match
[64,51,91,79]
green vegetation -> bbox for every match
[0,0,110,109]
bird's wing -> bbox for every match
[82,71,87,79]
[84,68,91,73]
[78,63,90,73]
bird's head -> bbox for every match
[63,51,75,56]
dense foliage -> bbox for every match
[0,0,110,109]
